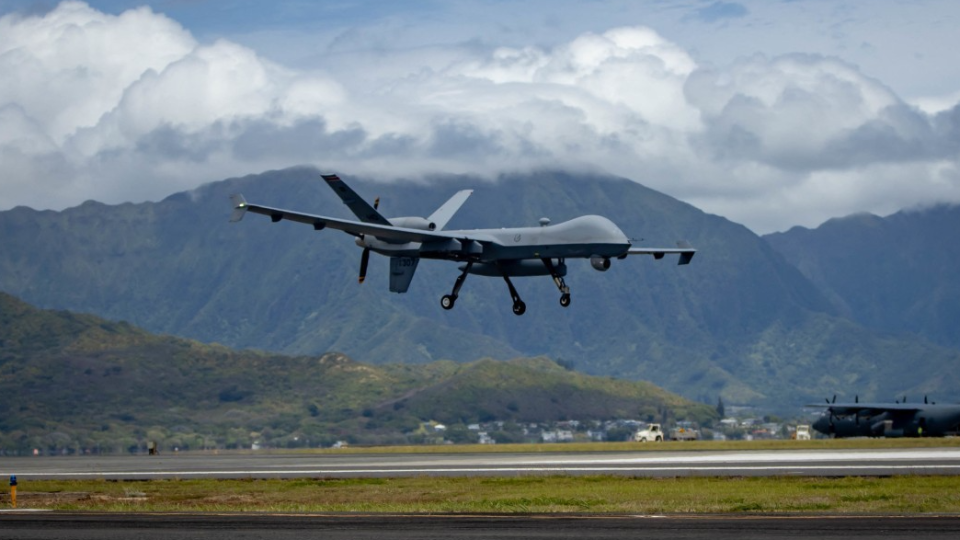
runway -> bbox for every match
[5,447,960,480]
[5,450,960,539]
[1,513,959,540]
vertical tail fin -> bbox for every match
[389,257,420,293]
[428,190,473,230]
[321,174,392,225]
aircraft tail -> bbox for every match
[322,174,392,226]
[323,173,473,231]
[389,257,420,293]
[428,190,473,230]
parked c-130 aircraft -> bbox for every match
[230,174,696,315]
[809,396,960,438]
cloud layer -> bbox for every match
[2,1,959,232]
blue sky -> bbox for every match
[2,0,959,232]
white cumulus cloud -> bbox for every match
[0,1,194,143]
[1,1,959,234]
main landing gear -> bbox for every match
[439,259,572,315]
[502,274,526,315]
[543,258,571,308]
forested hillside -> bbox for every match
[3,168,958,406]
[0,293,716,453]
[765,205,960,350]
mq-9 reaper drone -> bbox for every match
[230,174,695,315]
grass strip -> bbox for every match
[8,475,960,514]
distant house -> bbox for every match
[541,430,574,443]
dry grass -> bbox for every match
[8,475,960,514]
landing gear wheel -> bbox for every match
[441,295,456,310]
[512,300,526,316]
[560,293,571,307]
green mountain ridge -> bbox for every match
[0,292,716,453]
[764,204,960,350]
[2,167,958,407]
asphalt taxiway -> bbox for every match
[1,513,959,540]
[4,447,960,480]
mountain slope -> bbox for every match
[0,293,716,453]
[2,167,957,406]
[764,205,960,349]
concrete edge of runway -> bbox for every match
[2,509,960,518]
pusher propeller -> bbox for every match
[358,197,380,284]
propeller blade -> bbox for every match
[359,248,370,284]
[925,395,929,404]
[356,196,379,284]
[832,395,837,403]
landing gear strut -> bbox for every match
[542,258,571,308]
[441,262,473,310]
[502,274,526,316]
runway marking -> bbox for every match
[14,464,960,478]
[8,449,960,480]
[506,448,960,465]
